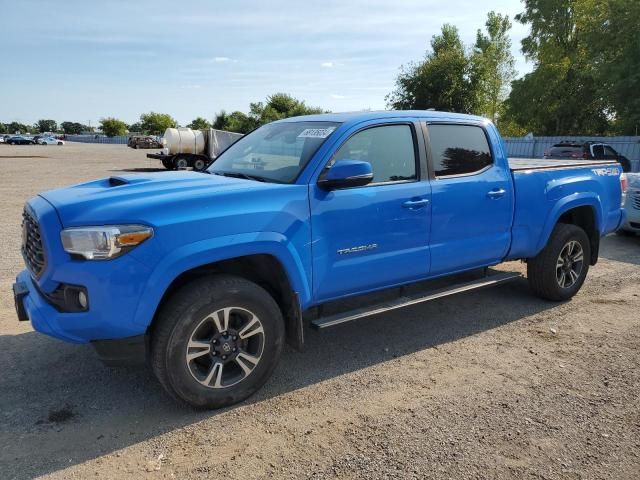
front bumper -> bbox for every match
[14,266,150,343]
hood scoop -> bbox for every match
[108,175,152,187]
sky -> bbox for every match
[0,0,532,127]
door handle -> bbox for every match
[402,199,430,209]
[486,188,506,199]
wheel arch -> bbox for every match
[134,233,310,350]
[538,198,602,265]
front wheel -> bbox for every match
[174,156,189,169]
[527,223,591,301]
[150,275,285,409]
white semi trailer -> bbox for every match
[147,127,243,171]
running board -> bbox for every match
[311,271,522,329]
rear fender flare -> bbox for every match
[535,194,603,254]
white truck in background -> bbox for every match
[147,128,243,171]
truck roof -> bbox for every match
[275,110,488,126]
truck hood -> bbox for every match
[39,171,277,226]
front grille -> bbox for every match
[633,193,640,210]
[21,208,46,277]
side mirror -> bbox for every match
[317,160,373,190]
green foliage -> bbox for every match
[387,25,479,113]
[6,122,31,134]
[473,12,516,122]
[61,121,90,134]
[0,123,6,134]
[503,0,639,135]
[139,112,178,135]
[35,119,57,133]
[186,117,212,130]
[99,117,128,137]
[580,0,640,134]
[127,122,143,133]
[213,93,324,134]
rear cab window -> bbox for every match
[426,124,493,177]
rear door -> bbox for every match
[424,123,513,275]
[309,122,431,302]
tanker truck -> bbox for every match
[147,127,243,171]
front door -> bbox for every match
[309,123,431,302]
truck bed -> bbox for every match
[508,158,619,171]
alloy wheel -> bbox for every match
[556,240,584,288]
[185,307,265,389]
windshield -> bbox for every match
[207,121,340,183]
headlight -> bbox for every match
[60,225,153,260]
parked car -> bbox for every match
[544,141,631,172]
[6,136,35,145]
[618,173,640,235]
[0,136,4,143]
[39,136,64,145]
[128,135,163,149]
[13,111,626,409]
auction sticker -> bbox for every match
[298,127,336,138]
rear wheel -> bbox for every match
[527,223,590,301]
[150,275,285,409]
[193,158,207,171]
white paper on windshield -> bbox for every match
[298,127,336,139]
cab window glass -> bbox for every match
[592,145,605,157]
[428,125,492,177]
[333,125,417,184]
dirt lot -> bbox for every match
[0,143,639,480]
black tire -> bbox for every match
[527,223,591,301]
[174,156,189,169]
[161,159,173,170]
[150,275,285,409]
[193,158,207,171]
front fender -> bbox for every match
[535,193,603,253]
[131,231,311,327]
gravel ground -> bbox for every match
[0,143,639,479]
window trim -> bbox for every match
[423,122,495,180]
[320,122,421,188]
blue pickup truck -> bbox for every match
[13,111,626,408]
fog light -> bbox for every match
[78,291,88,309]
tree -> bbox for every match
[6,122,30,134]
[61,121,91,134]
[0,123,6,134]
[100,117,128,137]
[187,117,211,130]
[387,25,479,113]
[127,122,143,133]
[213,93,324,133]
[249,93,324,124]
[580,0,640,134]
[473,12,516,122]
[34,119,57,133]
[139,112,178,135]
[503,0,611,135]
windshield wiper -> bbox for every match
[213,171,267,182]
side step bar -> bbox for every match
[311,271,522,329]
